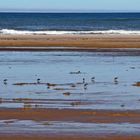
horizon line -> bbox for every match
[0,11,140,13]
[0,9,140,13]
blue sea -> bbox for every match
[0,13,140,34]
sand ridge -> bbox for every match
[0,34,140,49]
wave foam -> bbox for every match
[1,29,140,35]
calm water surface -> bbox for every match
[0,51,140,110]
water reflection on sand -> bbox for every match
[0,50,140,136]
[0,50,140,109]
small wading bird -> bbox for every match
[114,77,118,84]
[84,83,88,90]
[83,78,85,84]
[37,78,41,84]
[3,79,8,85]
[70,71,81,74]
[91,77,95,83]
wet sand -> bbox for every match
[0,50,140,139]
[0,34,140,50]
[0,109,140,139]
[0,108,140,123]
[1,135,140,140]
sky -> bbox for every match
[0,0,140,12]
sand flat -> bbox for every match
[0,45,140,139]
[0,108,140,139]
[0,108,140,123]
[1,135,140,140]
[0,34,140,50]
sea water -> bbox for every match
[0,13,140,35]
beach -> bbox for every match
[0,50,140,139]
[0,34,140,50]
[0,12,140,140]
[0,108,140,139]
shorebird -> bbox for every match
[37,78,41,84]
[121,104,125,108]
[3,79,8,85]
[77,71,81,74]
[71,84,76,87]
[91,77,95,83]
[84,83,88,90]
[114,77,118,84]
[70,71,81,74]
[83,78,85,84]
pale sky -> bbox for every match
[0,0,140,12]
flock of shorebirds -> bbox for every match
[83,77,118,90]
[2,77,119,90]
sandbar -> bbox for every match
[0,34,140,50]
[0,108,140,139]
[0,108,140,123]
